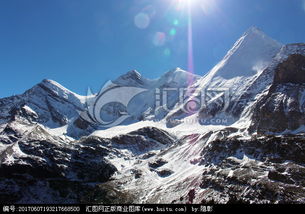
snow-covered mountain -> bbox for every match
[0,27,305,204]
[80,67,201,127]
[0,79,91,141]
[166,27,284,127]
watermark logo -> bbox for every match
[82,81,230,128]
[155,87,229,115]
[84,81,147,128]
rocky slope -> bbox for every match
[250,44,305,134]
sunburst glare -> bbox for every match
[173,0,216,15]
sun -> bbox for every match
[175,0,195,10]
[174,0,216,15]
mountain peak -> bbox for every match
[41,79,65,88]
[32,79,86,104]
[157,67,201,87]
[112,70,146,87]
[39,79,72,94]
[116,70,142,81]
[209,27,283,79]
[126,70,142,79]
[242,26,280,45]
[168,67,189,74]
[244,26,263,36]
[162,67,200,80]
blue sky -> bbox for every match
[0,0,305,98]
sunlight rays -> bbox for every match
[174,0,217,15]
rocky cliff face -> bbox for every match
[250,45,305,134]
[274,54,305,84]
[0,135,117,203]
[195,134,305,204]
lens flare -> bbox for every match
[169,0,219,114]
[153,32,166,46]
[187,2,195,85]
[164,48,171,56]
[169,28,177,36]
[199,0,217,15]
[173,0,216,15]
[174,0,196,11]
[142,5,156,19]
[134,12,150,29]
[173,19,180,26]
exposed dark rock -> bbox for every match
[192,135,305,204]
[129,127,174,145]
[188,189,196,204]
[0,137,118,203]
[45,98,68,126]
[1,124,20,137]
[200,135,305,165]
[156,169,174,177]
[274,54,305,84]
[250,51,305,134]
[140,152,156,159]
[148,159,168,169]
[268,170,294,184]
[110,128,175,155]
[80,183,135,204]
[8,104,38,123]
[250,83,305,134]
[131,169,142,179]
[73,116,91,130]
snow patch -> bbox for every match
[0,142,27,166]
